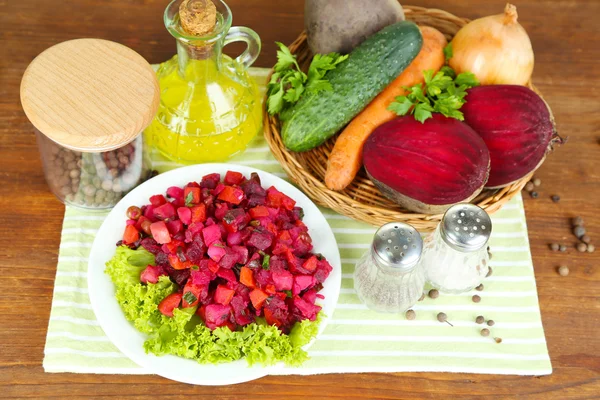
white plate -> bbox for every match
[88,164,341,385]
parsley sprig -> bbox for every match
[267,42,348,115]
[388,44,479,123]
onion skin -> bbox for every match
[363,114,490,214]
[462,85,559,188]
[449,4,534,86]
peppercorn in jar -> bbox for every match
[20,39,160,209]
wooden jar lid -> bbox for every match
[20,38,160,152]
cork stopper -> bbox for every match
[179,0,217,36]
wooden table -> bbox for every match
[1,0,598,398]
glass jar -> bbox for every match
[354,222,425,313]
[422,204,492,294]
[20,39,160,209]
[144,0,263,165]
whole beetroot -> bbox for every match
[462,85,562,188]
[363,114,490,214]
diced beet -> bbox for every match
[217,267,237,283]
[292,207,304,221]
[167,186,184,200]
[293,296,321,321]
[167,219,183,235]
[190,265,212,286]
[218,247,239,269]
[202,224,221,246]
[314,259,333,284]
[293,275,316,296]
[226,231,243,247]
[155,251,169,266]
[272,269,293,291]
[150,221,171,244]
[241,179,266,196]
[224,170,244,186]
[213,182,225,195]
[185,243,205,265]
[214,284,235,305]
[150,194,167,207]
[200,173,220,189]
[187,222,204,238]
[292,234,313,257]
[218,186,245,205]
[255,268,273,289]
[247,231,273,251]
[232,245,249,265]
[140,265,161,284]
[231,295,253,326]
[204,304,232,330]
[222,208,250,233]
[247,194,267,207]
[167,265,190,287]
[143,205,156,222]
[264,296,290,328]
[214,203,230,221]
[302,288,318,304]
[207,243,226,262]
[173,232,185,242]
[163,239,184,255]
[126,219,136,226]
[177,207,192,225]
[140,237,161,254]
[269,256,287,272]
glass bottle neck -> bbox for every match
[176,38,222,82]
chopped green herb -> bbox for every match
[315,253,324,261]
[262,254,271,270]
[443,43,453,62]
[184,191,194,206]
[212,243,225,248]
[267,42,348,115]
[283,290,293,298]
[191,265,199,271]
[183,291,197,305]
[388,67,479,123]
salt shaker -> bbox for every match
[422,204,492,293]
[354,222,425,313]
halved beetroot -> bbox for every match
[363,114,490,213]
[462,85,562,188]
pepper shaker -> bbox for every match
[354,222,425,313]
[421,204,492,293]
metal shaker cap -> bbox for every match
[440,204,492,252]
[372,222,423,271]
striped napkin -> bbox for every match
[43,68,551,376]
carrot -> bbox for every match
[324,26,448,191]
[239,266,256,288]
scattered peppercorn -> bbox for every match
[475,284,484,291]
[572,216,584,226]
[559,244,567,252]
[480,328,490,337]
[581,235,591,244]
[587,244,595,253]
[437,312,452,326]
[487,320,495,327]
[549,243,560,251]
[428,289,439,299]
[405,309,416,320]
[494,337,503,344]
[476,315,485,324]
[551,195,560,203]
[573,226,586,239]
[558,265,569,276]
[533,177,541,187]
[472,295,481,303]
[577,242,587,252]
[524,182,534,192]
[486,267,493,277]
[530,191,539,199]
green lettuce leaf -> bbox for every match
[106,245,323,366]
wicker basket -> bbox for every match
[264,5,540,231]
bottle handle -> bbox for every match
[223,26,261,69]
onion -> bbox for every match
[449,3,534,86]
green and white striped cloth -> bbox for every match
[43,68,551,376]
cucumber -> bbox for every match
[282,21,423,152]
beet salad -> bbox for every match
[105,170,334,366]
